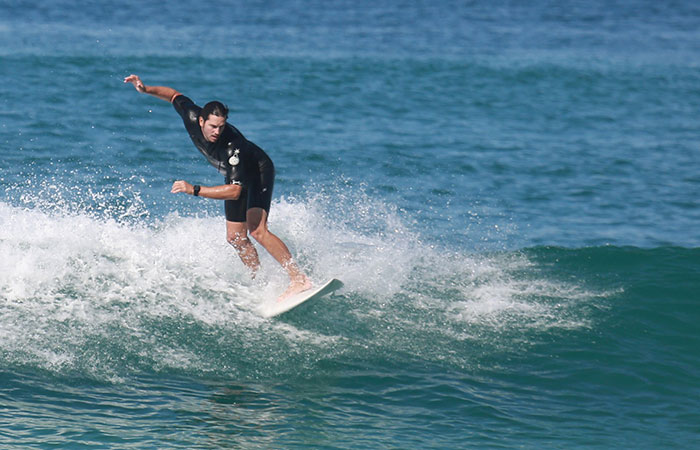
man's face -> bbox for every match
[199,114,226,143]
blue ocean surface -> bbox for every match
[1,0,699,448]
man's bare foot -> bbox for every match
[277,276,312,302]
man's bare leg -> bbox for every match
[246,208,311,300]
[226,220,260,275]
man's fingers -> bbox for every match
[171,180,189,194]
[124,75,145,92]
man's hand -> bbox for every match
[124,74,146,93]
[171,180,194,195]
[124,75,180,102]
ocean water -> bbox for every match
[1,0,699,448]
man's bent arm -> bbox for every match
[171,180,242,200]
[124,74,181,103]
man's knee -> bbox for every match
[249,226,267,243]
[227,232,250,249]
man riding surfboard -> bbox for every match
[124,75,310,300]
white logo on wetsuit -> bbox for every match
[229,148,240,166]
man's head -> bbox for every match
[198,101,229,143]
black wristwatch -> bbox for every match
[193,185,201,196]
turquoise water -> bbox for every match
[1,0,699,448]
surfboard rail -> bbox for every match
[258,278,344,318]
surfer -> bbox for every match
[124,74,310,300]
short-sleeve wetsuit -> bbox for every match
[173,95,275,222]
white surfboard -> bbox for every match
[258,278,344,318]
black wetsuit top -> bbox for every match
[173,95,275,221]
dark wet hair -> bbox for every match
[200,101,229,121]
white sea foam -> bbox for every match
[0,186,605,378]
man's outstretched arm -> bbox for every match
[124,74,181,102]
[171,180,242,200]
